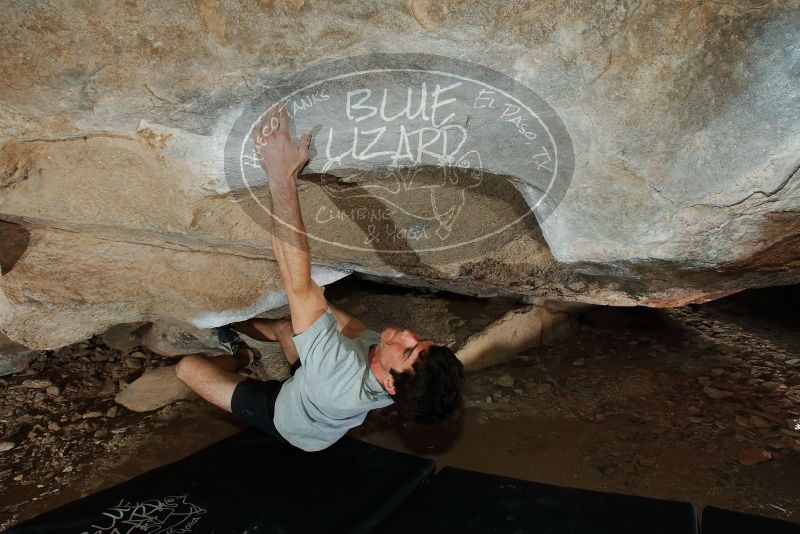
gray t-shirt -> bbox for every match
[273,308,394,452]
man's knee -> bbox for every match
[175,354,203,383]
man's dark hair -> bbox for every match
[389,344,465,424]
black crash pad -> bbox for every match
[703,506,800,534]
[376,466,698,534]
[4,429,435,534]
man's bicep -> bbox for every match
[327,302,367,339]
[287,281,328,335]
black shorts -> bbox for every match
[230,359,301,448]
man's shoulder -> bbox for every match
[292,308,337,346]
[356,328,381,346]
[290,308,343,367]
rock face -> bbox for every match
[1,1,799,351]
[0,332,33,377]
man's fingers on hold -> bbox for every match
[263,103,279,136]
[268,115,280,135]
[278,104,289,133]
[253,114,266,147]
[265,102,278,120]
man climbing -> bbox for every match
[176,102,465,452]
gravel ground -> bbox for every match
[1,282,799,528]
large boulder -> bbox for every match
[1,1,799,351]
[457,302,588,372]
[114,365,196,412]
[0,221,348,349]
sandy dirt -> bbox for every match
[1,281,799,529]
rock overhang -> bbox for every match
[1,0,799,350]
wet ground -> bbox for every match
[1,281,799,529]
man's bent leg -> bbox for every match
[205,353,247,373]
[176,354,246,413]
[229,318,280,342]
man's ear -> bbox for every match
[385,375,396,396]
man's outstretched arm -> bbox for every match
[254,103,326,334]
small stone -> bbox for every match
[114,365,193,412]
[781,428,800,439]
[767,440,788,451]
[13,474,23,481]
[492,374,515,388]
[106,406,118,418]
[45,385,60,396]
[125,357,144,369]
[735,415,752,428]
[621,462,637,474]
[82,411,103,419]
[750,415,772,429]
[704,386,734,400]
[572,358,585,367]
[485,396,493,403]
[513,388,523,394]
[0,441,15,453]
[781,436,800,454]
[47,421,61,431]
[62,466,73,473]
[21,379,52,389]
[738,447,773,466]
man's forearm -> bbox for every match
[268,173,313,293]
[251,101,314,294]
